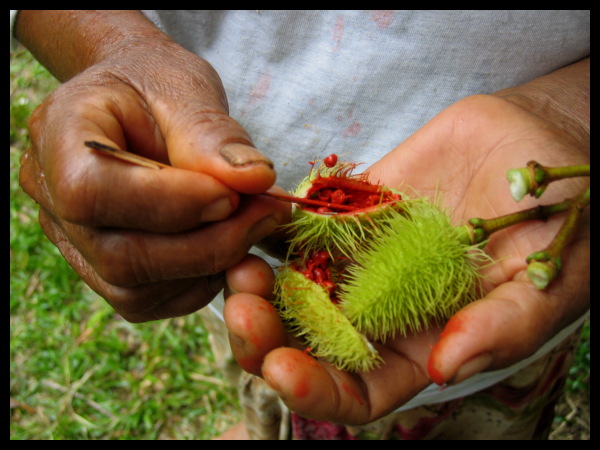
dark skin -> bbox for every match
[16,10,290,322]
[16,11,589,426]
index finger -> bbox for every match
[27,89,241,232]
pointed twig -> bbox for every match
[84,141,170,169]
[262,191,359,212]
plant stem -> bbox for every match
[458,187,589,289]
[507,160,590,201]
[461,200,572,246]
[526,187,590,289]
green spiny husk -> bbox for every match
[275,158,494,371]
[273,266,382,372]
[287,204,403,259]
[340,200,492,341]
[285,163,408,259]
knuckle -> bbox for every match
[18,150,37,200]
[25,93,101,225]
[93,233,176,289]
[100,287,150,322]
[93,234,147,287]
[203,229,248,275]
[27,103,45,139]
[51,165,96,225]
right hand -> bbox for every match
[19,26,289,322]
[224,91,589,425]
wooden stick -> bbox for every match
[262,191,358,212]
[84,140,357,212]
[84,141,170,169]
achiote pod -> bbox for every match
[272,155,491,372]
[339,200,491,341]
[284,159,404,259]
[273,266,382,372]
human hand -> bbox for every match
[16,11,290,322]
[224,62,589,424]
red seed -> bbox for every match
[324,154,338,168]
[330,189,346,204]
[317,189,332,201]
[313,251,331,265]
[368,195,381,206]
[313,268,326,284]
[302,269,314,280]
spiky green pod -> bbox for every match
[273,266,382,372]
[273,157,494,371]
[340,200,491,341]
[285,162,405,259]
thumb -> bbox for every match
[148,61,276,194]
[427,270,589,386]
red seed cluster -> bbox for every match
[297,250,337,300]
[314,188,349,213]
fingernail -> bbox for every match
[220,143,273,168]
[200,197,233,222]
[448,353,493,385]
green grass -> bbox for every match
[10,46,589,440]
[10,48,240,440]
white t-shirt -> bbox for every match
[141,10,589,190]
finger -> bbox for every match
[223,293,288,375]
[143,59,277,194]
[83,194,287,287]
[261,346,432,425]
[34,180,289,321]
[225,253,276,299]
[428,267,590,386]
[38,208,227,322]
[31,91,250,232]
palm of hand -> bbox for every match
[225,94,589,425]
